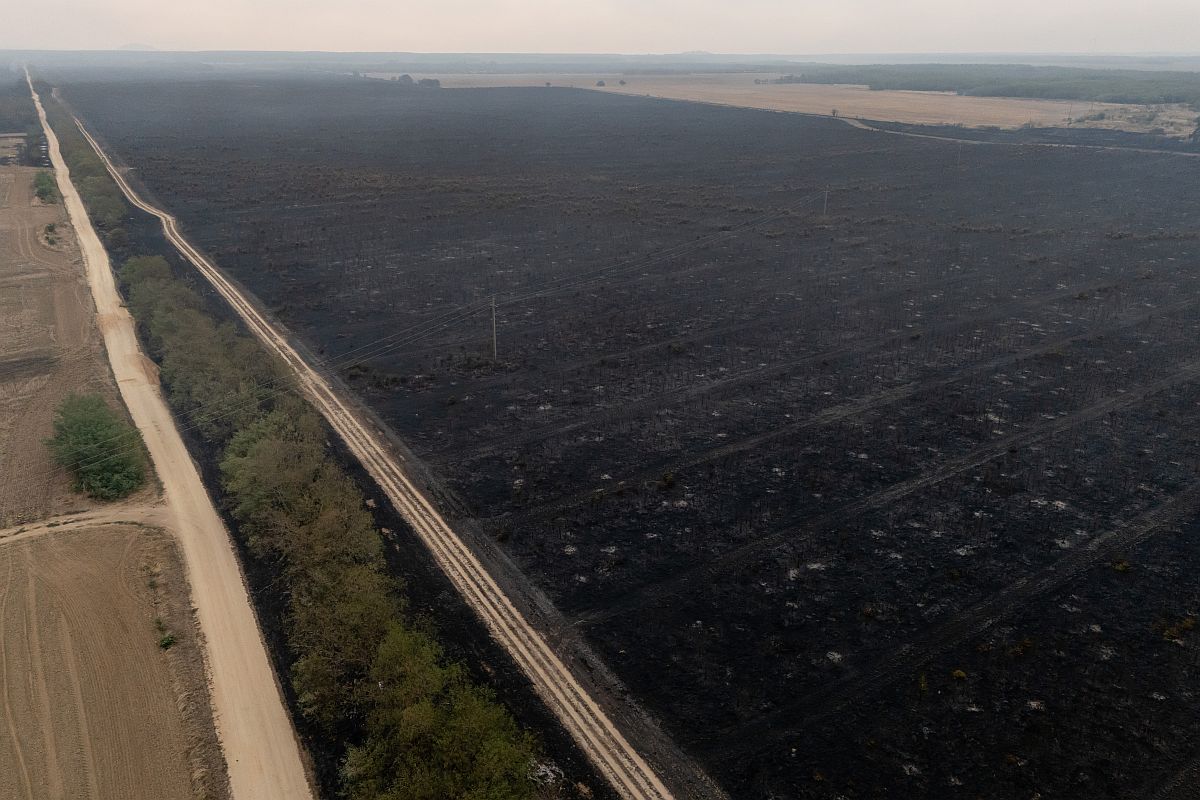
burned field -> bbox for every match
[62,76,1200,798]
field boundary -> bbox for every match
[68,109,723,800]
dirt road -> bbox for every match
[28,76,314,800]
[70,89,682,800]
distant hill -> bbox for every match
[117,43,157,51]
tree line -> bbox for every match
[39,87,131,248]
[119,255,542,799]
[774,64,1200,108]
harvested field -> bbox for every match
[377,71,1198,136]
[0,523,226,800]
[0,164,121,525]
[62,76,1200,798]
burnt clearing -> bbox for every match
[60,75,1200,798]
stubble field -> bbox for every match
[0,522,223,800]
[61,76,1200,798]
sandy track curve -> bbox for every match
[69,92,677,800]
[27,75,314,800]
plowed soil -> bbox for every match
[0,523,224,800]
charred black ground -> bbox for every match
[60,75,1200,798]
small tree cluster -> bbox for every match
[46,393,145,499]
[33,170,57,203]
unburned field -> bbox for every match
[62,76,1200,798]
[377,71,1198,136]
[0,523,225,800]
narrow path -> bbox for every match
[27,74,314,800]
[0,505,165,548]
[69,90,693,800]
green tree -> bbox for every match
[46,394,145,499]
[342,624,538,800]
[33,170,57,203]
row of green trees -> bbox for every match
[40,91,130,247]
[119,255,540,799]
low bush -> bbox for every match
[45,393,145,499]
[33,170,57,203]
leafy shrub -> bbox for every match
[45,393,145,499]
[34,170,57,203]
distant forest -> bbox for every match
[775,64,1200,108]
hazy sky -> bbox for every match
[11,0,1200,53]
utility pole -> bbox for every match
[491,295,498,361]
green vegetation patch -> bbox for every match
[39,89,129,246]
[33,170,57,203]
[46,393,146,500]
[118,255,541,799]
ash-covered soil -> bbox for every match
[63,75,1200,798]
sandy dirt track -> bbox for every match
[29,77,314,800]
[72,90,688,800]
[390,72,1197,136]
[0,524,215,800]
